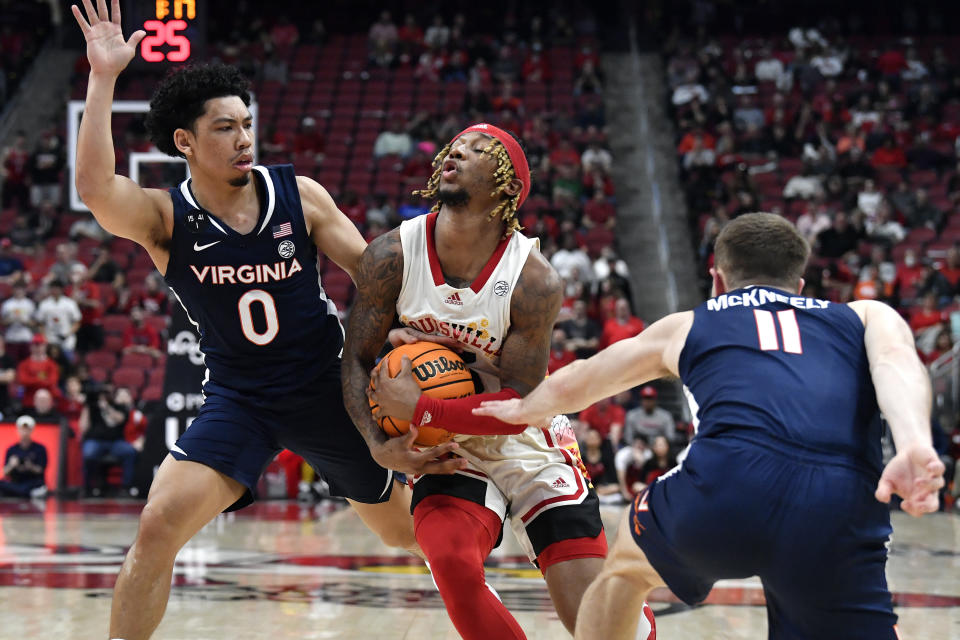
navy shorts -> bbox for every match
[171,363,394,511]
[630,435,898,640]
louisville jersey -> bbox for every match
[679,286,883,475]
[163,164,344,402]
[396,212,537,396]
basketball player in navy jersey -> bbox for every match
[343,124,654,639]
[476,213,946,640]
[72,3,461,639]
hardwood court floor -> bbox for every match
[0,499,956,639]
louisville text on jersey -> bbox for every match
[403,316,503,356]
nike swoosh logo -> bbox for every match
[193,241,221,252]
[170,444,187,457]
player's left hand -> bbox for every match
[368,355,421,421]
[473,398,549,426]
[875,444,945,517]
[387,327,462,352]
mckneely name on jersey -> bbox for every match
[707,289,831,312]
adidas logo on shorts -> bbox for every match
[552,477,570,489]
[443,292,463,305]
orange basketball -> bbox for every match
[368,341,475,446]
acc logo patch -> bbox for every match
[277,240,296,259]
[494,280,510,296]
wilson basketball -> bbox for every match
[368,341,475,446]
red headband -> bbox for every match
[450,123,530,209]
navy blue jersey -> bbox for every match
[679,286,883,475]
[163,165,344,402]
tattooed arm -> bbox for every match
[341,229,465,475]
[497,250,564,395]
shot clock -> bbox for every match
[124,0,207,65]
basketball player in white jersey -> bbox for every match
[343,124,654,639]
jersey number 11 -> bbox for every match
[753,309,803,354]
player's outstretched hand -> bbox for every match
[875,444,945,517]
[72,0,145,76]
[387,327,462,352]
[370,426,467,476]
[473,398,546,426]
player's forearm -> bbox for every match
[342,353,389,448]
[75,72,120,201]
[871,342,933,451]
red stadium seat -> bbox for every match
[85,350,117,370]
[120,352,155,370]
[112,367,145,390]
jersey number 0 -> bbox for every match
[238,289,279,345]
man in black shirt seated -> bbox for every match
[0,415,48,498]
[80,384,138,497]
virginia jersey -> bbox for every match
[163,165,344,402]
[679,286,883,475]
[396,212,537,395]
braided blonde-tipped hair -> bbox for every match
[413,137,523,236]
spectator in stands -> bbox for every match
[871,136,908,170]
[733,96,765,132]
[639,435,676,487]
[86,244,120,284]
[27,388,62,425]
[754,47,786,85]
[910,188,944,232]
[80,384,138,497]
[423,15,450,50]
[580,428,621,502]
[0,132,29,209]
[866,202,907,245]
[0,415,46,498]
[293,116,324,163]
[59,374,86,423]
[0,239,24,285]
[122,306,162,359]
[921,330,953,366]
[560,299,601,359]
[268,15,299,52]
[815,211,861,260]
[853,264,884,301]
[67,264,103,353]
[107,272,132,314]
[548,327,576,374]
[8,215,38,253]
[43,243,83,287]
[27,131,63,208]
[916,261,953,303]
[615,436,651,500]
[624,385,678,446]
[910,292,945,335]
[600,297,645,349]
[583,190,616,229]
[373,118,413,158]
[838,146,876,184]
[35,280,81,357]
[1,281,35,362]
[16,334,58,409]
[889,181,917,221]
[0,336,13,419]
[783,163,824,200]
[396,14,423,64]
[682,134,716,170]
[461,81,492,115]
[368,11,398,68]
[133,273,169,315]
[120,386,148,455]
[593,247,631,291]
[795,203,832,245]
[579,395,625,443]
[581,140,612,174]
[551,232,594,286]
[573,59,603,96]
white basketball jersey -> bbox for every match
[397,212,537,394]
